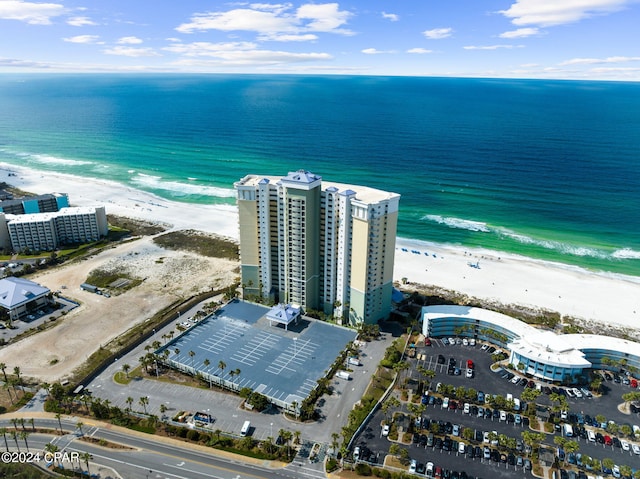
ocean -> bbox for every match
[0,74,638,277]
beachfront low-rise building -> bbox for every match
[0,192,69,215]
[235,170,400,326]
[0,206,108,252]
[422,305,640,384]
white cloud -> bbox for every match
[499,0,631,27]
[560,56,640,65]
[117,36,144,45]
[163,41,332,65]
[499,27,539,38]
[423,27,453,40]
[406,48,432,54]
[382,12,399,22]
[258,33,318,41]
[66,16,97,27]
[296,3,352,33]
[63,35,101,44]
[361,48,394,55]
[103,46,160,57]
[0,0,65,25]
[176,2,352,38]
[464,44,522,50]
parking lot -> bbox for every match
[352,338,640,478]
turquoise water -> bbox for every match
[0,74,638,276]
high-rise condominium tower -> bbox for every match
[234,170,400,326]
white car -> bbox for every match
[443,397,450,409]
[462,338,469,346]
[621,439,630,451]
[469,338,476,346]
[458,442,466,454]
[426,462,434,477]
[483,431,490,443]
[354,446,360,461]
[612,465,621,478]
[382,424,390,436]
[481,344,488,350]
[409,459,417,473]
[448,337,455,345]
[500,410,507,421]
[511,376,520,384]
[633,443,640,455]
[463,403,470,414]
[466,368,473,378]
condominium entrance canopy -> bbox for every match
[266,303,301,330]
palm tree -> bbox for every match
[218,360,226,387]
[0,427,9,452]
[294,430,301,445]
[19,431,29,452]
[203,359,211,388]
[18,418,25,431]
[10,430,20,452]
[139,396,149,414]
[189,350,196,369]
[55,413,63,434]
[122,363,131,378]
[76,421,84,436]
[233,368,241,388]
[0,362,7,384]
[13,366,21,390]
[126,396,134,411]
[80,451,93,476]
[28,418,35,431]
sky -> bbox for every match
[1,0,639,80]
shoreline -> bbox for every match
[2,162,639,331]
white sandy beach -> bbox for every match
[2,162,639,333]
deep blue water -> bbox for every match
[0,74,638,276]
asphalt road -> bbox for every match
[1,416,324,479]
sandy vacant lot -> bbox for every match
[0,235,239,383]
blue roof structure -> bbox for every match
[0,277,50,310]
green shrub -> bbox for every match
[355,463,372,476]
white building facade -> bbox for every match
[422,305,640,384]
[1,206,108,252]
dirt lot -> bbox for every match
[0,236,239,383]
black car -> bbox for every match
[484,408,493,419]
[474,446,482,458]
[475,430,483,442]
[416,463,426,474]
[492,409,500,419]
[491,449,500,462]
[435,437,443,449]
[507,453,516,465]
[443,438,453,451]
[438,354,446,364]
[596,432,604,444]
[413,433,420,444]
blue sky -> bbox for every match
[1,0,639,80]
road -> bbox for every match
[0,415,326,479]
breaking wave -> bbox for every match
[131,173,235,198]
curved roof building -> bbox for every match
[422,305,640,384]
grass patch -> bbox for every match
[85,269,142,291]
[153,230,239,260]
[108,214,168,236]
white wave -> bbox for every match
[423,214,490,232]
[131,173,235,198]
[497,228,609,259]
[28,153,93,166]
[612,248,640,259]
[127,170,136,174]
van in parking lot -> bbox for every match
[564,424,574,437]
[241,420,251,436]
[587,429,596,442]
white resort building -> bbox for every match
[0,206,108,252]
[234,170,400,325]
[422,305,640,384]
